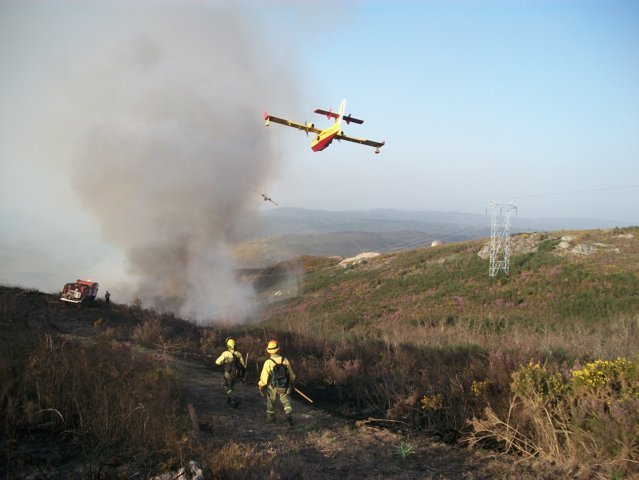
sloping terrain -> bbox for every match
[257,227,639,354]
[2,226,638,478]
[175,355,521,479]
[0,287,550,479]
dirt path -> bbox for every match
[175,358,524,480]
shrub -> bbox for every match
[470,356,639,473]
[1,334,187,475]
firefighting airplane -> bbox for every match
[264,99,385,154]
[255,190,278,206]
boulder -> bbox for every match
[338,252,380,267]
[572,244,596,255]
[477,244,490,260]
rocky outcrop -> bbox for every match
[477,233,543,260]
[338,252,380,267]
[558,237,620,256]
[478,231,628,259]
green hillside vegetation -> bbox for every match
[251,227,639,475]
[259,228,639,353]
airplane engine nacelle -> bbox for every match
[306,122,314,129]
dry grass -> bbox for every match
[0,331,188,477]
[469,358,639,478]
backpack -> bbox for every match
[224,353,245,379]
[269,358,289,389]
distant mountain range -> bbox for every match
[233,207,634,267]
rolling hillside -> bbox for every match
[255,226,639,356]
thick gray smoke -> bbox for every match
[62,7,295,322]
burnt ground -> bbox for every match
[0,287,552,479]
[178,358,538,480]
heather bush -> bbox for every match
[272,334,495,438]
[470,356,639,474]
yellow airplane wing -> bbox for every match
[336,132,385,150]
[264,114,321,134]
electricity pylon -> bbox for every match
[486,202,517,277]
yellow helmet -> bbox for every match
[266,339,280,354]
[226,337,236,350]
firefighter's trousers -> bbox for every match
[223,374,238,397]
[266,387,292,417]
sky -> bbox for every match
[257,1,639,220]
[1,0,638,318]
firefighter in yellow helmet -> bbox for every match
[258,339,296,425]
[215,337,247,408]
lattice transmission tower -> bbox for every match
[486,202,517,277]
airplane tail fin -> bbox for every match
[336,99,346,125]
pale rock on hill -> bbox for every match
[477,232,544,260]
[338,252,381,267]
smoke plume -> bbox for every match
[62,6,295,322]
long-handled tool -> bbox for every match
[293,387,314,404]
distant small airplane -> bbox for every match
[255,190,278,206]
[264,99,385,154]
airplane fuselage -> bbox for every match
[310,122,340,152]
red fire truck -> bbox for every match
[60,279,100,304]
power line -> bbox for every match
[493,184,639,202]
[375,212,489,253]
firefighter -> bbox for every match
[215,337,246,408]
[105,291,111,304]
[258,339,296,425]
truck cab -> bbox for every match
[60,279,99,304]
